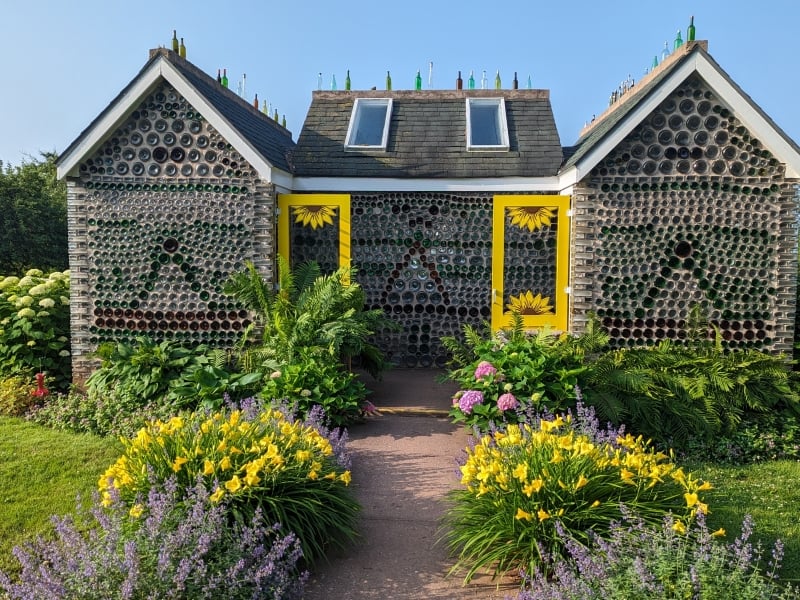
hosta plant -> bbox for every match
[443,403,712,582]
[99,400,358,563]
[444,315,608,431]
[0,269,71,389]
[260,349,369,427]
[0,478,307,600]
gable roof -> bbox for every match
[56,48,295,183]
[291,89,563,179]
[560,41,800,183]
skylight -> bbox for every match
[466,98,509,150]
[345,98,392,149]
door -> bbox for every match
[491,195,570,331]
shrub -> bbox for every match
[29,388,180,438]
[0,478,307,599]
[444,316,608,431]
[515,510,797,600]
[443,403,711,582]
[583,309,799,446]
[86,337,210,410]
[682,411,800,464]
[98,400,358,563]
[260,349,369,427]
[225,257,397,378]
[0,269,71,389]
[0,375,40,416]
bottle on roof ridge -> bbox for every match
[172,30,179,52]
[687,15,696,41]
[456,70,463,90]
[179,37,186,58]
[674,29,683,50]
[468,70,475,90]
[415,70,422,91]
[386,71,392,91]
[331,74,337,90]
[495,70,501,90]
[345,69,351,90]
[222,69,228,88]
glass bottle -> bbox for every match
[281,114,287,128]
[674,29,683,50]
[456,70,463,90]
[172,30,179,52]
[331,74,337,90]
[494,70,501,89]
[386,70,392,90]
[468,70,475,90]
[415,70,422,90]
[480,70,488,89]
[262,99,268,114]
[273,109,279,121]
[512,71,518,89]
[179,37,186,58]
[345,69,351,90]
[253,93,259,109]
[652,55,659,70]
[526,74,532,89]
[221,69,228,88]
[661,41,670,62]
[217,69,222,84]
[687,15,696,41]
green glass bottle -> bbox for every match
[345,69,351,90]
[652,55,659,70]
[221,69,228,88]
[281,114,286,128]
[468,70,475,90]
[172,30,179,52]
[386,71,392,90]
[179,37,186,58]
[415,70,422,90]
[674,29,683,50]
[273,109,279,121]
[687,15,696,41]
[527,74,532,89]
[494,70,501,89]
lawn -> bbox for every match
[0,417,121,575]
[691,459,800,585]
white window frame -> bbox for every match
[344,98,393,150]
[466,98,510,151]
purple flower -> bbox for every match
[474,361,497,380]
[497,393,519,411]
[459,391,484,414]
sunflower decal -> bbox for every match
[505,291,555,315]
[507,206,555,232]
[291,205,338,229]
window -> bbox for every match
[466,98,509,150]
[345,98,393,149]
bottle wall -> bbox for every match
[73,82,268,351]
[575,75,795,351]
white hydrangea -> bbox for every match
[0,276,19,290]
[27,340,36,347]
[38,297,56,309]
[18,276,34,287]
[60,296,70,305]
[17,308,36,319]
[16,296,34,307]
[25,269,44,278]
[36,310,50,318]
[59,350,71,357]
[57,336,68,342]
[28,284,48,296]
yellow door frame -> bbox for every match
[277,194,352,272]
[491,195,571,331]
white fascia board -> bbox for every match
[270,169,293,190]
[57,64,163,179]
[566,58,699,182]
[695,59,800,179]
[159,61,276,181]
[58,56,277,182]
[291,176,562,192]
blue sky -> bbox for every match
[1,1,797,166]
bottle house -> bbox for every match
[56,38,800,381]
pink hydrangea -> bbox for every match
[497,393,519,411]
[474,361,497,380]
[458,390,484,414]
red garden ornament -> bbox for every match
[32,372,49,397]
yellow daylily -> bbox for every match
[209,487,225,504]
[537,508,551,522]
[171,456,189,473]
[225,475,242,493]
[515,508,533,522]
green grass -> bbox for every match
[0,416,121,575]
[690,459,800,585]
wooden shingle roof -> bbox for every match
[291,89,563,178]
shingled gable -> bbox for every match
[291,89,563,180]
[559,41,800,185]
[56,48,295,185]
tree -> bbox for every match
[0,153,67,273]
